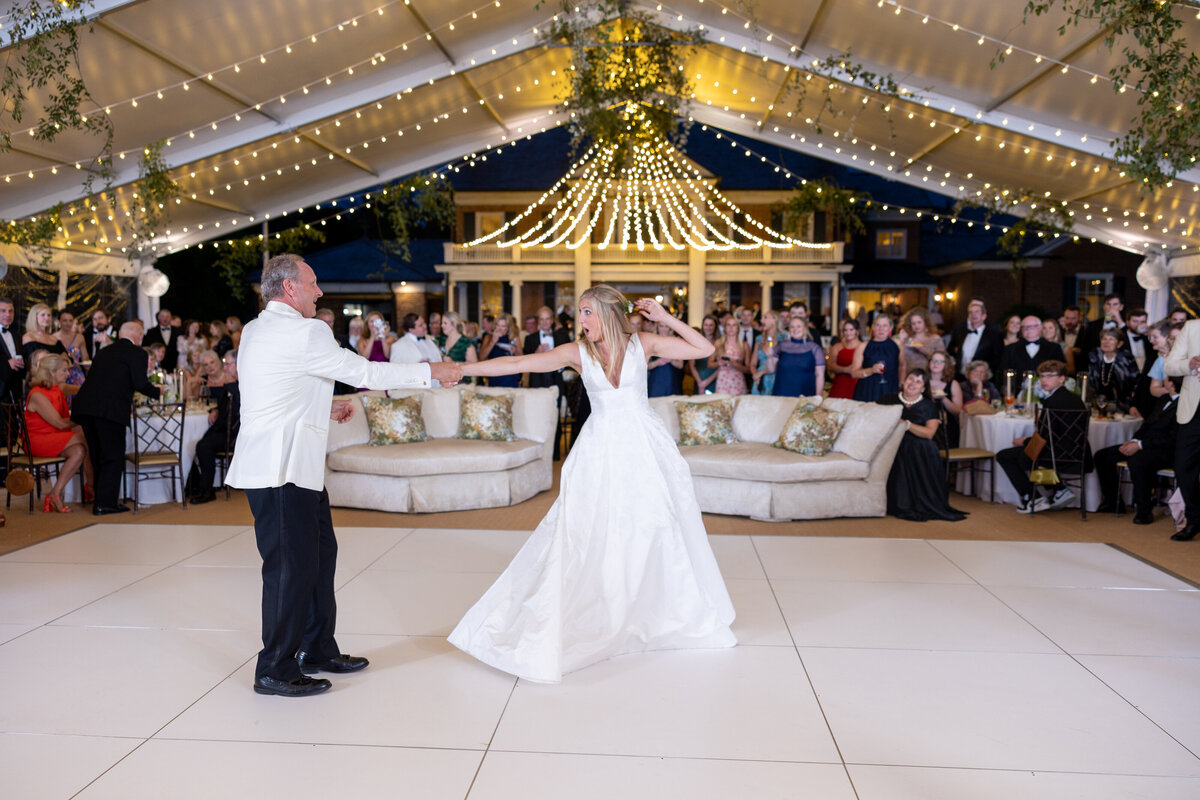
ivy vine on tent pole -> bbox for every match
[774,178,870,241]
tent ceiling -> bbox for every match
[1,0,1197,260]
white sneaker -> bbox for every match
[1030,495,1054,513]
[1016,496,1034,514]
[1049,487,1075,509]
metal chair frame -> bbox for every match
[1028,407,1091,520]
[124,401,187,513]
[936,405,996,501]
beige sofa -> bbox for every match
[323,386,559,513]
[649,394,906,522]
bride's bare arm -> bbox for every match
[460,342,580,378]
[636,299,716,361]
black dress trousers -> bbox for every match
[77,415,127,508]
[246,484,340,681]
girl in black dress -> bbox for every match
[877,368,966,522]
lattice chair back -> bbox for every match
[2,400,66,513]
[127,401,187,512]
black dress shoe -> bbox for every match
[1171,524,1199,542]
[1132,510,1155,525]
[297,651,369,674]
[93,504,130,516]
[1096,500,1126,514]
[189,490,216,505]
[253,675,332,697]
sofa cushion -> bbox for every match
[458,389,516,441]
[680,442,870,482]
[676,398,738,445]
[774,402,845,456]
[730,394,813,444]
[823,397,904,462]
[361,395,427,444]
[650,394,733,441]
[387,387,460,438]
[327,437,543,477]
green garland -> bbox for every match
[210,226,327,301]
[371,174,457,261]
[775,178,870,241]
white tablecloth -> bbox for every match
[956,412,1140,510]
[63,409,213,506]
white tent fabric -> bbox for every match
[1,0,1196,262]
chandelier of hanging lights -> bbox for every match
[465,106,832,253]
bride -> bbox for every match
[450,285,737,683]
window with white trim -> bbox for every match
[875,229,907,260]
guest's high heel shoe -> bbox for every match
[83,484,95,503]
[43,495,73,514]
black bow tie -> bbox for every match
[966,328,980,335]
[0,327,7,334]
[1129,334,1144,343]
[415,335,426,341]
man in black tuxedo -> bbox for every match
[1124,308,1157,415]
[1000,316,1066,376]
[143,308,182,371]
[1094,375,1179,522]
[524,305,574,458]
[996,360,1091,513]
[1080,293,1126,357]
[947,298,1004,379]
[0,297,25,404]
[71,321,160,515]
[82,308,115,359]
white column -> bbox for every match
[831,278,841,325]
[759,279,775,312]
[574,243,592,303]
[510,279,523,322]
[447,281,457,314]
[687,248,706,327]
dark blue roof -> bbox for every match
[249,238,444,283]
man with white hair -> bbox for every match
[227,254,461,698]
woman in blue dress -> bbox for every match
[772,314,826,397]
[751,309,783,395]
[480,314,521,388]
[688,315,719,394]
[647,320,683,397]
[852,314,902,402]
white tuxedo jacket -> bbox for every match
[390,332,442,387]
[227,301,431,491]
[1163,318,1200,425]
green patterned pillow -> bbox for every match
[676,399,738,446]
[360,395,427,445]
[774,402,846,456]
[458,390,516,441]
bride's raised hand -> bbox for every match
[634,298,670,324]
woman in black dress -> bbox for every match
[877,368,966,522]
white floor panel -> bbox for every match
[848,764,1200,800]
[492,646,841,762]
[707,534,768,580]
[0,622,37,645]
[370,528,529,572]
[76,739,483,800]
[0,523,247,566]
[470,751,857,800]
[0,733,143,800]
[335,569,500,636]
[181,525,410,569]
[800,647,1200,776]
[0,562,160,625]
[751,536,970,583]
[1077,654,1200,757]
[724,578,794,646]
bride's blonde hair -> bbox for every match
[578,284,634,386]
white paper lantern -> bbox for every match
[1135,256,1168,291]
[0,254,7,280]
[138,265,170,297]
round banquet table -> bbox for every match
[956,411,1141,511]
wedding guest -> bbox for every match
[877,368,966,522]
[24,354,94,513]
[225,253,460,697]
[647,319,683,397]
[208,319,234,359]
[772,314,825,397]
[143,308,181,369]
[1000,316,1065,376]
[71,321,160,515]
[709,314,750,395]
[226,316,243,349]
[1060,305,1084,365]
[178,319,209,374]
[523,305,570,388]
[1146,320,1178,400]
[1125,308,1155,413]
[751,309,783,395]
[995,360,1090,513]
[688,315,719,395]
[21,302,66,367]
[1169,307,1189,326]
[1085,329,1138,411]
[441,311,478,377]
[628,313,644,333]
[347,316,365,352]
[0,297,24,403]
[186,350,227,401]
[390,313,443,388]
[960,360,1001,407]
[1081,293,1126,355]
[928,351,964,446]
[521,314,536,336]
[734,305,757,350]
[478,314,496,356]
[1001,314,1022,348]
[1093,374,1178,522]
[464,320,481,346]
[947,298,1003,380]
[481,313,521,388]
[188,350,240,505]
[358,311,393,362]
[82,307,115,359]
[827,319,862,399]
[1041,317,1075,376]
[54,308,87,391]
[428,311,444,343]
[897,307,945,374]
[852,314,901,402]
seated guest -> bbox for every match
[178,319,209,374]
[1093,374,1179,522]
[852,314,900,402]
[24,354,94,512]
[480,313,521,389]
[1169,307,1189,326]
[208,319,234,359]
[688,315,719,394]
[1001,316,1065,377]
[1041,317,1075,376]
[928,351,963,447]
[647,319,683,397]
[876,369,966,522]
[188,350,240,504]
[226,316,242,350]
[960,359,1001,407]
[750,309,783,395]
[54,308,87,392]
[1086,328,1138,411]
[22,302,66,365]
[995,360,1091,514]
[827,319,863,398]
[1146,320,1182,401]
[186,349,226,399]
[147,342,167,374]
[772,313,826,397]
[709,314,750,395]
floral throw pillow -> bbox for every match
[458,390,516,441]
[774,402,846,456]
[676,399,738,446]
[361,395,427,445]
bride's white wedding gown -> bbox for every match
[448,333,737,683]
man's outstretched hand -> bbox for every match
[430,361,463,386]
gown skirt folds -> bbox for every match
[448,334,736,683]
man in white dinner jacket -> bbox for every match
[390,313,443,387]
[1165,318,1200,542]
[227,254,462,697]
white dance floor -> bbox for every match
[2,524,1199,799]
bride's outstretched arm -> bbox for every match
[460,342,580,378]
[636,299,716,361]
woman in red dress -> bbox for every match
[828,319,864,398]
[24,354,93,513]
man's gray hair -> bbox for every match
[261,253,305,301]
